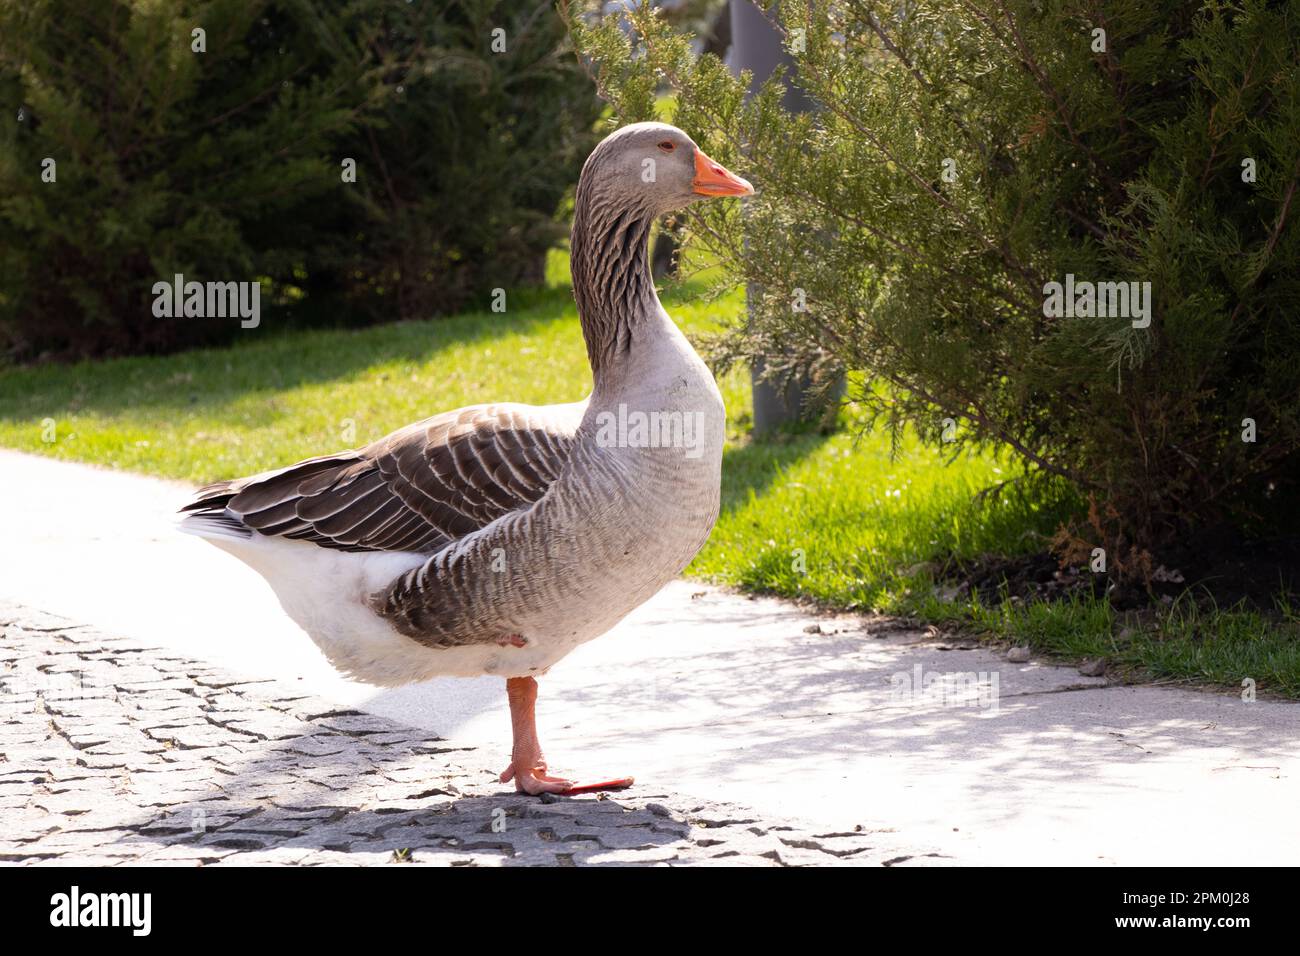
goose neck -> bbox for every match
[570,186,659,386]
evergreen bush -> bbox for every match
[0,0,598,360]
[569,0,1300,576]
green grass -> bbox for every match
[3,248,1296,697]
[694,423,1077,609]
[0,254,628,482]
[0,252,752,482]
[909,587,1300,697]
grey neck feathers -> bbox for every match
[570,174,657,387]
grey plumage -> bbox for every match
[180,121,735,670]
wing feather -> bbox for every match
[180,402,581,554]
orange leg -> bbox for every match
[498,676,634,796]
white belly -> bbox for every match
[204,534,570,684]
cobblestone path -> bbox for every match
[0,602,934,867]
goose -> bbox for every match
[179,122,754,795]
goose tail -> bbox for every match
[178,510,253,542]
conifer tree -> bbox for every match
[0,0,385,357]
[0,0,599,358]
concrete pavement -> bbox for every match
[3,449,1298,864]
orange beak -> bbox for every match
[692,148,754,197]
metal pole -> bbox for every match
[728,1,820,435]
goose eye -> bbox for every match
[657,140,676,152]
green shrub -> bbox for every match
[570,0,1300,577]
[313,0,602,321]
[0,0,598,360]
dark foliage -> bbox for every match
[0,0,599,360]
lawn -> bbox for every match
[2,250,1296,696]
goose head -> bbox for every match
[570,122,752,380]
[579,121,754,217]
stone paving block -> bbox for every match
[0,599,926,867]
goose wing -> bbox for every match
[180,402,581,553]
